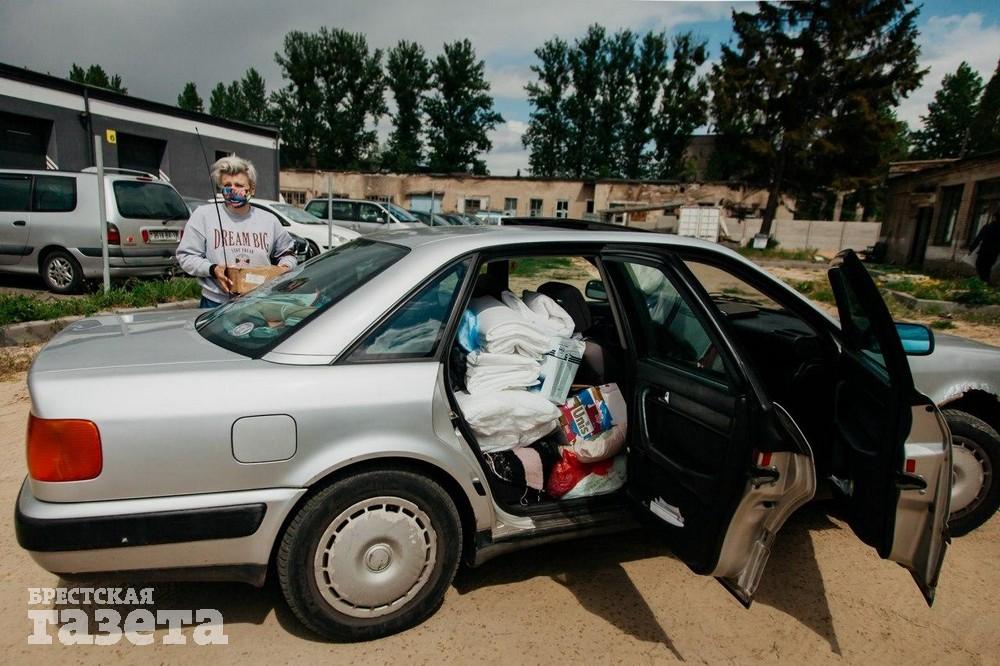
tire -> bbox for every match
[277,469,462,641]
[945,409,1000,537]
[306,240,320,260]
[40,249,84,294]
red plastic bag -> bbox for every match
[546,448,614,498]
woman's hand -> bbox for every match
[212,265,233,293]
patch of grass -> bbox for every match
[0,278,201,326]
[509,256,574,277]
[737,246,820,262]
[0,346,35,381]
[930,319,956,330]
[791,279,835,303]
[878,273,1000,305]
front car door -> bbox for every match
[826,250,950,604]
[603,249,817,605]
[357,202,388,234]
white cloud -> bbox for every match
[486,120,529,175]
[899,13,1000,129]
[488,65,533,99]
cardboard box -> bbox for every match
[225,266,285,295]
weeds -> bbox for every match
[0,345,36,381]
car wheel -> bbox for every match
[944,409,1000,536]
[277,469,462,641]
[306,240,321,260]
[41,250,84,294]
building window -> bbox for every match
[968,178,1000,246]
[463,197,484,213]
[504,197,518,216]
[555,200,569,219]
[529,198,543,217]
[586,200,594,214]
[118,133,166,176]
[367,194,392,204]
[933,185,963,246]
[281,190,307,207]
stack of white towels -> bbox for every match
[456,290,577,452]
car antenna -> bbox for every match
[194,127,230,271]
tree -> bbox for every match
[620,31,669,179]
[911,62,983,158]
[177,82,204,113]
[595,29,636,177]
[650,33,709,179]
[710,1,925,235]
[317,28,386,168]
[240,68,269,123]
[273,30,327,168]
[208,82,228,117]
[564,25,606,177]
[69,63,127,94]
[522,37,572,177]
[383,41,431,172]
[425,39,503,174]
[970,58,1000,154]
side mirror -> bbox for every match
[896,322,934,356]
[585,279,608,302]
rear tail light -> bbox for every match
[141,229,149,243]
[26,414,103,482]
[107,223,121,245]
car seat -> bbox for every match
[537,281,617,385]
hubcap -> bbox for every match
[313,496,437,619]
[46,257,74,289]
[951,436,991,518]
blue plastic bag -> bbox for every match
[457,309,479,352]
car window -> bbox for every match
[32,175,76,212]
[829,268,886,373]
[347,258,471,361]
[359,203,386,223]
[305,201,326,218]
[273,203,326,224]
[385,203,418,222]
[0,174,31,211]
[113,181,189,220]
[684,260,783,311]
[620,261,726,380]
[196,239,409,358]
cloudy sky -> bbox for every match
[2,0,998,174]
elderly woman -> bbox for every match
[176,155,297,307]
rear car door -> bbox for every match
[604,250,816,605]
[826,250,950,604]
[0,173,32,265]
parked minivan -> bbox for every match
[0,168,189,293]
[303,197,425,235]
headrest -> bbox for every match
[538,281,592,334]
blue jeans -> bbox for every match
[199,296,224,309]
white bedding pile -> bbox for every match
[465,351,541,393]
[501,291,575,338]
[455,390,560,452]
[469,295,553,358]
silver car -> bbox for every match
[303,197,424,235]
[0,168,189,292]
[17,223,954,641]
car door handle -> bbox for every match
[13,220,27,226]
[750,466,780,487]
[895,471,927,492]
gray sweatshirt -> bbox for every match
[176,203,297,303]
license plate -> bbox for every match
[147,230,178,243]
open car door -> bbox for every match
[827,250,951,605]
[605,251,817,606]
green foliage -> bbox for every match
[425,40,503,174]
[930,319,955,330]
[621,31,668,179]
[522,37,573,177]
[790,279,835,303]
[509,256,573,276]
[651,34,709,180]
[176,82,204,113]
[68,63,127,94]
[383,41,432,171]
[240,68,269,123]
[970,58,1000,154]
[0,279,201,327]
[709,0,925,234]
[911,62,984,158]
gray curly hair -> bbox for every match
[210,155,257,189]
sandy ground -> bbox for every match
[0,371,998,664]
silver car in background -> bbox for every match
[16,223,953,641]
[0,168,188,292]
[303,197,425,235]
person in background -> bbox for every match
[176,156,297,307]
[970,210,1000,286]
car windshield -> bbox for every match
[272,203,327,224]
[113,181,189,220]
[385,203,418,222]
[196,239,409,358]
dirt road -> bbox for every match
[0,373,998,664]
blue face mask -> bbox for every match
[222,186,251,206]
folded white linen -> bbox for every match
[523,291,575,337]
[465,351,541,393]
[469,295,553,358]
[455,389,560,452]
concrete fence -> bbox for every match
[728,218,882,254]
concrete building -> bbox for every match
[0,63,279,198]
[883,151,1000,269]
[279,169,797,229]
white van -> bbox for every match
[0,168,189,293]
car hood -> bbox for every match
[31,309,246,374]
[932,332,1000,353]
